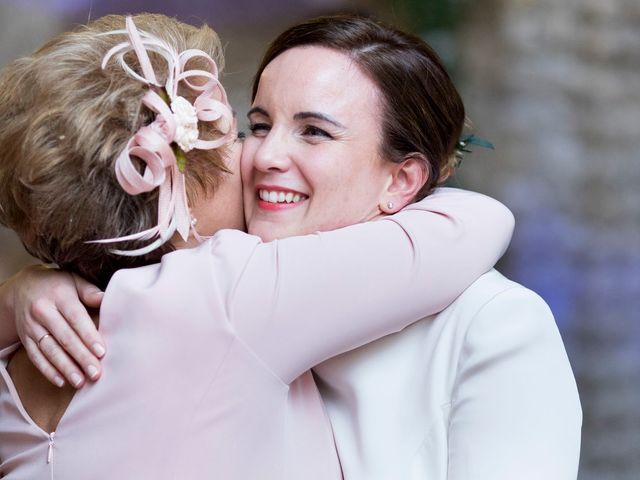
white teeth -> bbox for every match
[258,189,306,204]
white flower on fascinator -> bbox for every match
[171,96,199,152]
[92,17,235,256]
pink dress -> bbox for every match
[0,188,513,479]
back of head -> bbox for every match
[0,14,227,289]
[253,14,465,199]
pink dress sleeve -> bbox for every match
[226,188,515,383]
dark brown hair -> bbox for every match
[0,14,228,289]
[252,14,465,199]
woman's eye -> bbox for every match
[249,123,270,136]
[302,125,332,139]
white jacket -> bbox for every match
[314,270,582,480]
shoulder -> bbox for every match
[464,270,556,336]
[442,271,560,355]
[102,230,263,328]
[106,230,261,295]
[446,270,552,326]
[448,271,579,407]
[430,269,573,383]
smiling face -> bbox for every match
[241,46,396,242]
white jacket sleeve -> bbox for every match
[447,286,582,480]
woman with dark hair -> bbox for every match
[1,13,580,480]
[241,16,581,479]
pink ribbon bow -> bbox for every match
[90,17,234,256]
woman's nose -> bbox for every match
[252,129,292,173]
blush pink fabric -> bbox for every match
[0,188,513,479]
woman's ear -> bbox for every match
[379,153,429,214]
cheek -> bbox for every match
[320,152,383,197]
[314,155,388,216]
[305,167,361,218]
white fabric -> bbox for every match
[314,270,582,480]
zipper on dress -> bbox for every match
[47,431,55,463]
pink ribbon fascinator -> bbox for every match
[89,17,234,256]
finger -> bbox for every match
[72,273,104,309]
[23,336,66,388]
[37,334,87,388]
[30,297,102,379]
[58,290,106,360]
[69,273,106,357]
[53,274,106,360]
[39,306,102,382]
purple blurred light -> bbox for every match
[10,0,350,25]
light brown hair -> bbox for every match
[252,14,465,199]
[0,14,228,288]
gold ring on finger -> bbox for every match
[37,333,52,348]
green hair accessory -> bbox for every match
[454,134,494,167]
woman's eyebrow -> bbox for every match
[247,106,269,118]
[294,111,345,128]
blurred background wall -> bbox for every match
[1,0,638,478]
